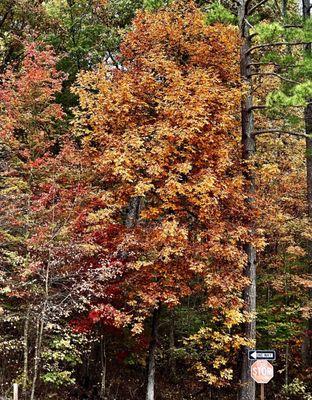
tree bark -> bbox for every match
[302,103,312,367]
[302,0,312,369]
[146,307,161,400]
[303,101,312,367]
[169,312,177,381]
[125,196,143,228]
[22,307,30,398]
[30,314,42,400]
[30,248,50,400]
[238,2,257,400]
[100,336,107,399]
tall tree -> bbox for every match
[237,1,257,399]
[302,0,312,368]
[0,41,66,397]
[73,2,249,398]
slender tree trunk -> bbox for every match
[30,316,41,400]
[169,312,176,381]
[30,304,46,400]
[238,2,256,400]
[100,336,107,399]
[30,246,50,400]
[23,307,30,398]
[285,342,289,387]
[302,0,312,369]
[284,253,290,387]
[239,245,256,400]
[146,307,160,400]
[303,101,312,367]
[305,105,312,219]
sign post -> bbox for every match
[13,383,18,400]
[251,359,274,400]
[261,383,265,400]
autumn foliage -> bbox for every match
[72,2,248,336]
[0,1,311,399]
[0,43,65,294]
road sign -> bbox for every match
[251,360,274,384]
[248,350,276,361]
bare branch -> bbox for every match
[0,6,12,29]
[246,41,312,55]
[248,61,299,69]
[248,61,280,67]
[248,0,270,16]
[248,104,308,112]
[245,0,254,13]
[253,129,309,138]
[284,25,303,28]
[244,17,255,30]
[248,105,268,112]
[249,72,300,84]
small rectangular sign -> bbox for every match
[248,350,276,361]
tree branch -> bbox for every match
[249,72,300,84]
[245,0,254,14]
[0,6,12,29]
[248,0,270,16]
[253,129,309,138]
[248,61,299,68]
[244,17,255,30]
[247,103,308,112]
[248,61,280,67]
[246,41,312,55]
[284,24,303,28]
[247,105,268,112]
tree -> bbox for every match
[212,1,312,397]
[249,0,312,384]
[0,41,67,398]
[72,2,250,398]
[302,0,312,369]
[236,2,257,398]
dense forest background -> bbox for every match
[0,0,311,399]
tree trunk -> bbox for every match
[169,312,177,381]
[239,246,256,400]
[238,3,256,400]
[303,101,312,367]
[100,336,107,399]
[30,259,49,400]
[30,316,41,400]
[22,307,30,398]
[302,0,312,370]
[125,197,143,228]
[146,307,160,400]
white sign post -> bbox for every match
[13,383,18,400]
